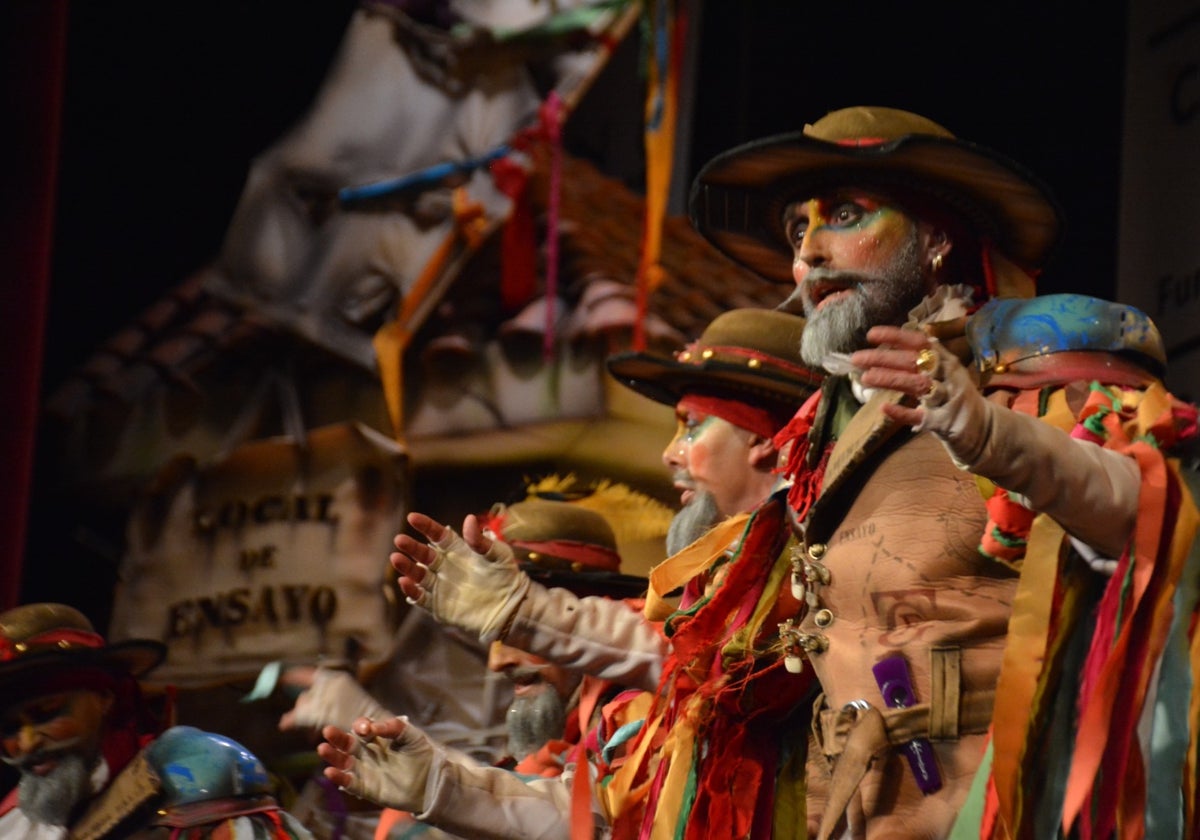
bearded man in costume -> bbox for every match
[289,492,656,840]
[850,294,1200,839]
[692,107,1199,839]
[320,307,826,839]
[0,602,312,839]
[323,107,1199,839]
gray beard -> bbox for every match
[666,491,722,555]
[506,687,567,761]
[799,290,872,366]
[17,752,92,826]
[793,233,928,368]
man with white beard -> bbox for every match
[0,602,312,839]
[283,493,657,839]
[0,602,167,838]
[682,104,1200,839]
[486,642,573,766]
[318,307,826,838]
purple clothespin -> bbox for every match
[872,656,943,795]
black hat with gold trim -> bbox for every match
[606,307,822,427]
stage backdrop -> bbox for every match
[1117,1,1200,403]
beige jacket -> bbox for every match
[798,383,1014,840]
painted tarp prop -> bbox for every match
[110,422,406,686]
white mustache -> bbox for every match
[2,735,85,771]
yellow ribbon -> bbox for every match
[990,514,1066,835]
[372,187,487,441]
[644,513,751,622]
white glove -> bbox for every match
[334,717,434,812]
[281,668,390,731]
[410,526,532,644]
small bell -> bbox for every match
[803,558,829,608]
[779,618,804,675]
[789,547,806,602]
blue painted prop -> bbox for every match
[967,293,1165,375]
[146,725,274,807]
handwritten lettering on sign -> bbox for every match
[113,423,408,684]
[166,584,339,638]
[165,492,346,646]
[192,493,339,533]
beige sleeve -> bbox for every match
[503,584,667,692]
[419,752,609,840]
[918,347,1140,559]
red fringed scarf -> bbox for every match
[608,499,816,839]
[774,390,828,522]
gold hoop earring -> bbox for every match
[932,253,944,273]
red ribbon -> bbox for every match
[490,155,538,315]
[678,394,790,442]
[0,627,104,661]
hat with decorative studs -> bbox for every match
[0,602,165,705]
[606,307,822,431]
[689,105,1063,294]
[481,498,646,598]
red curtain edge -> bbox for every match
[1,0,69,608]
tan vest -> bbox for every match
[797,386,1017,839]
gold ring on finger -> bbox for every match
[914,348,938,374]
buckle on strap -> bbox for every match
[817,687,996,757]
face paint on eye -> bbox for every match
[683,415,716,442]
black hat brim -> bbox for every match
[606,351,819,415]
[0,639,166,704]
[689,131,1063,283]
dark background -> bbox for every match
[0,0,1131,796]
[5,0,1131,617]
[40,0,1128,394]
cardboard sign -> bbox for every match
[110,422,408,687]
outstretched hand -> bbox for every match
[278,666,389,732]
[389,511,531,643]
[390,512,493,602]
[850,326,961,428]
[319,716,433,810]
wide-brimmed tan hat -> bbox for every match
[0,603,165,705]
[606,307,822,415]
[688,106,1063,286]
